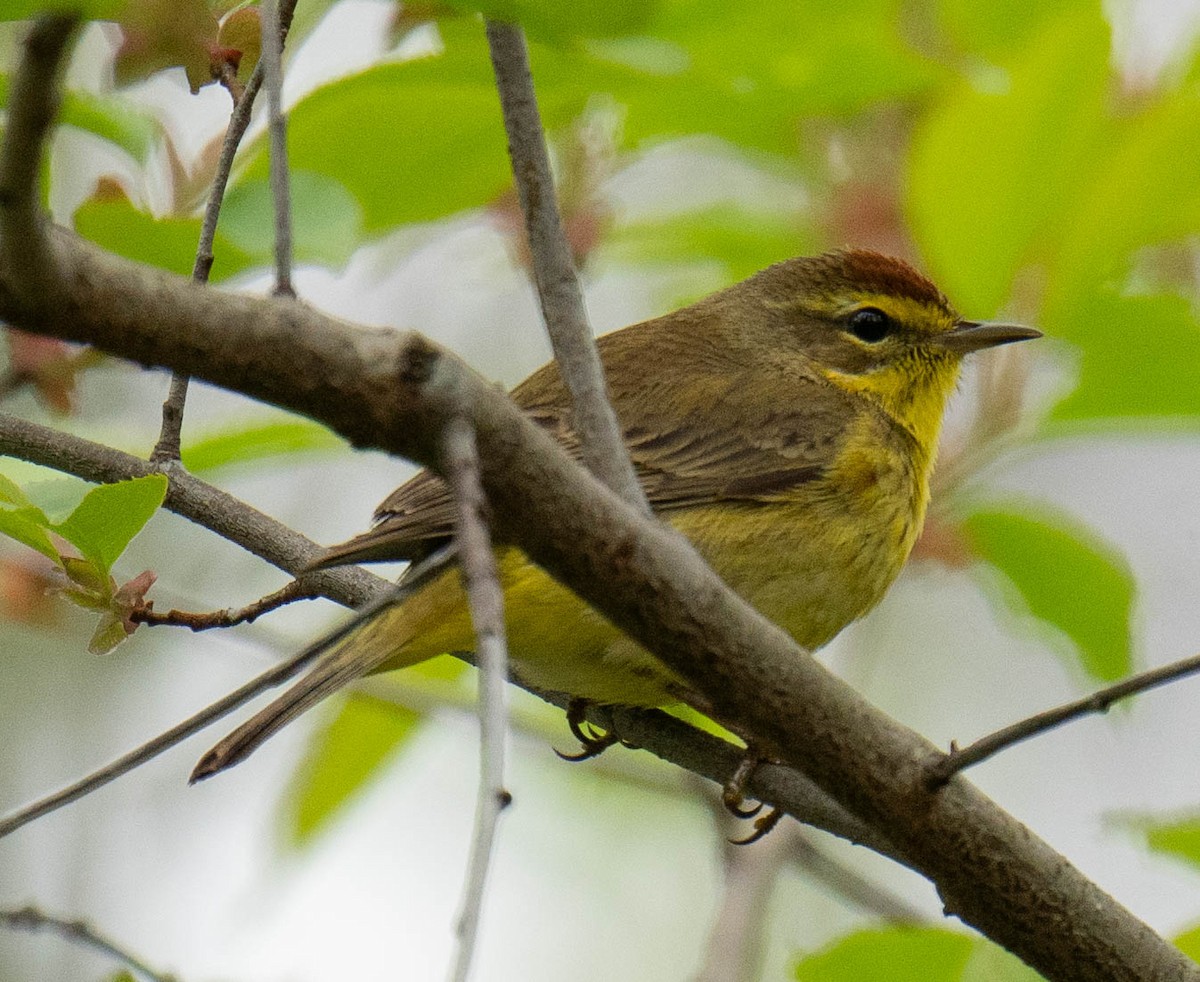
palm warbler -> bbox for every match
[195,249,1038,778]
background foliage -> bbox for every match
[3,0,1200,979]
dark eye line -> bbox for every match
[846,306,893,344]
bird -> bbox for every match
[192,249,1039,783]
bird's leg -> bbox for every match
[554,698,620,761]
[722,747,785,845]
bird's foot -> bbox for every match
[555,698,631,761]
[723,748,784,844]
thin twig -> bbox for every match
[261,0,294,298]
[0,905,176,982]
[484,19,646,513]
[0,412,381,608]
[928,650,1200,785]
[0,548,454,840]
[151,0,298,460]
[444,418,511,982]
[131,578,319,631]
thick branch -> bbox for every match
[0,18,1192,981]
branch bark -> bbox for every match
[0,17,1193,982]
[485,20,646,512]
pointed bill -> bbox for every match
[937,320,1042,353]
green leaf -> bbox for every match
[794,927,1042,981]
[604,204,816,284]
[1126,814,1200,872]
[1047,292,1200,427]
[795,927,974,982]
[576,0,939,155]
[0,75,158,161]
[284,694,423,846]
[218,170,364,270]
[0,472,32,507]
[0,504,60,564]
[181,419,344,474]
[52,475,167,575]
[73,195,258,282]
[443,0,661,40]
[934,0,1088,59]
[0,0,125,17]
[907,5,1111,315]
[88,610,129,655]
[1045,86,1200,320]
[962,503,1134,681]
[1174,921,1200,962]
[238,43,508,232]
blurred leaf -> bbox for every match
[254,4,937,235]
[578,0,939,154]
[219,170,364,269]
[74,190,258,281]
[285,694,423,846]
[239,41,507,232]
[0,0,124,16]
[962,503,1134,681]
[0,472,32,507]
[794,926,1041,981]
[181,418,344,474]
[0,75,158,161]
[604,204,815,283]
[1047,292,1200,426]
[443,0,660,40]
[908,5,1111,315]
[52,475,167,575]
[934,0,1086,59]
[114,0,220,92]
[1125,814,1200,872]
[1174,921,1200,962]
[104,972,137,982]
[1046,87,1200,320]
[216,5,261,85]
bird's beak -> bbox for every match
[936,320,1043,353]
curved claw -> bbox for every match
[728,806,784,846]
[557,697,620,762]
[554,733,618,762]
[724,797,764,820]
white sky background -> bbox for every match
[5,1,1200,980]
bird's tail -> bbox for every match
[190,603,430,783]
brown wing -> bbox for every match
[309,317,858,569]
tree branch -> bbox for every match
[0,905,176,982]
[152,0,299,460]
[0,17,1193,981]
[132,579,321,630]
[930,649,1200,784]
[260,0,294,298]
[484,19,647,512]
[444,417,511,982]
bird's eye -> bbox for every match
[847,307,892,343]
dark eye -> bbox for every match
[847,307,892,343]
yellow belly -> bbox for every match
[373,456,923,707]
